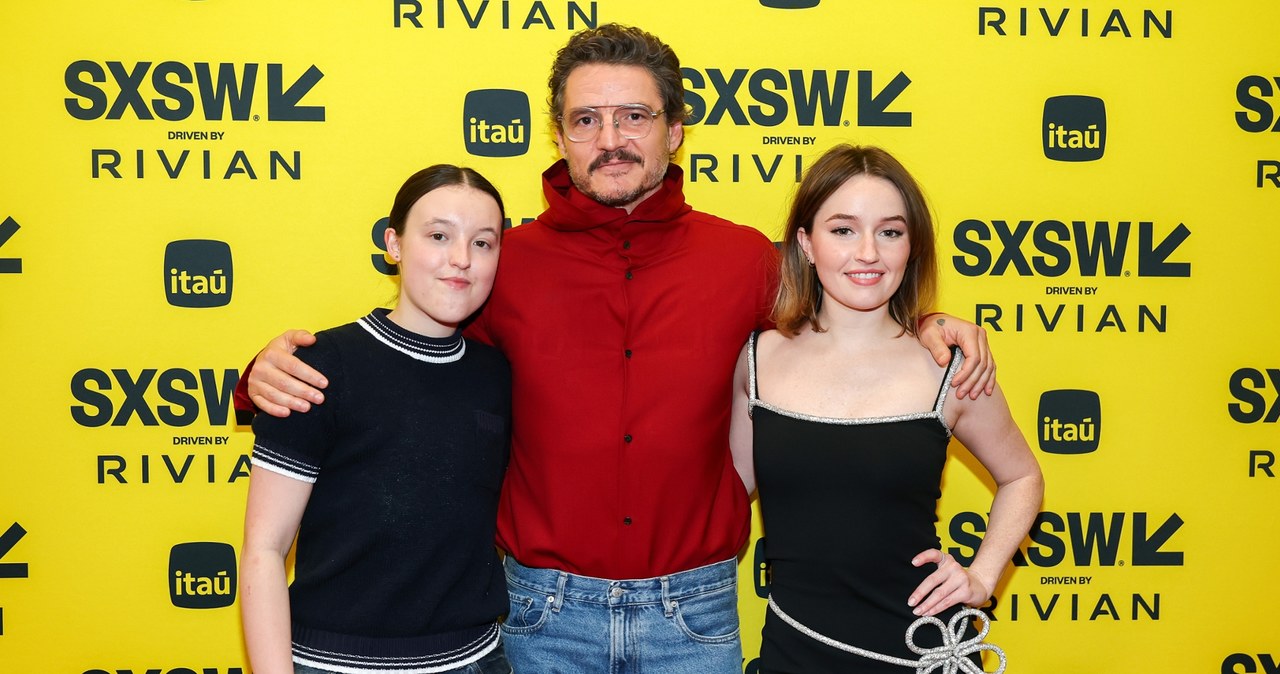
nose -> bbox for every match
[854,235,879,263]
[449,241,472,270]
[595,115,626,151]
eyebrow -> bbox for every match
[823,213,907,225]
[423,218,500,235]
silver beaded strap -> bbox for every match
[767,595,1007,674]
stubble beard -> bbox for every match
[571,149,669,209]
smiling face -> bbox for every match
[554,63,683,213]
[798,174,912,319]
[385,185,502,337]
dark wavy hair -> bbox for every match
[773,145,937,336]
[547,23,687,128]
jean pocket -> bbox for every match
[669,584,740,644]
[500,589,554,635]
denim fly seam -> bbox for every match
[501,557,743,674]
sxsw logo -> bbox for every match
[169,542,236,609]
[1222,653,1280,674]
[64,61,325,122]
[463,89,529,157]
[1038,389,1100,454]
[760,0,820,7]
[1228,367,1280,423]
[165,239,232,308]
[1043,95,1106,162]
[1235,75,1280,132]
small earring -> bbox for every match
[807,258,814,267]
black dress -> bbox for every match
[749,334,981,673]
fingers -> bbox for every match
[280,329,317,351]
[248,392,297,419]
[263,347,328,395]
[247,331,327,418]
[955,330,998,399]
[907,551,973,617]
[949,325,987,399]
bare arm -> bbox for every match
[908,383,1044,616]
[240,468,312,674]
[248,330,328,417]
[729,342,756,496]
[916,313,995,400]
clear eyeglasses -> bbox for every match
[558,104,666,142]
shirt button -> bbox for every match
[625,270,633,280]
[623,517,632,526]
[623,240,631,250]
[624,349,632,359]
[623,434,632,443]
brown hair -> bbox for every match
[773,144,937,335]
[547,23,687,128]
[388,164,505,237]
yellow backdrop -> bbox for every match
[2,1,1277,672]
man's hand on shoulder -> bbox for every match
[248,329,327,418]
[918,313,995,400]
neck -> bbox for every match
[814,304,902,344]
[386,306,459,339]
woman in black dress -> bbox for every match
[730,145,1044,673]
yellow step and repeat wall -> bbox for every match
[2,2,1277,672]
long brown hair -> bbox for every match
[773,145,937,335]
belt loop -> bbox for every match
[551,571,568,613]
[661,575,675,617]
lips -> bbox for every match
[844,271,884,285]
[440,277,472,290]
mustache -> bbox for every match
[588,149,643,173]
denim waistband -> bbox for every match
[504,557,737,608]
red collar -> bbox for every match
[537,160,693,233]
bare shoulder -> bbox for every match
[754,327,787,353]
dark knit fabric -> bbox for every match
[252,308,511,672]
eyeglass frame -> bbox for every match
[556,103,667,143]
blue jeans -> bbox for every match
[294,639,512,674]
[501,557,742,674]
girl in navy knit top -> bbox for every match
[241,166,513,674]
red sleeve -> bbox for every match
[232,355,258,424]
[756,240,781,331]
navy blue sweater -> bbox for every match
[251,308,510,672]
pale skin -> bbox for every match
[239,185,502,673]
[728,174,1043,618]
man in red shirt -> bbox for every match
[240,24,993,674]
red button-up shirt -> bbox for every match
[468,161,778,579]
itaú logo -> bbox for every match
[760,0,820,7]
[1043,95,1106,162]
[1038,389,1101,454]
[462,89,530,157]
[165,240,232,308]
[169,542,236,609]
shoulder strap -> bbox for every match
[747,330,761,403]
[933,346,965,415]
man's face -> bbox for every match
[555,63,683,213]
